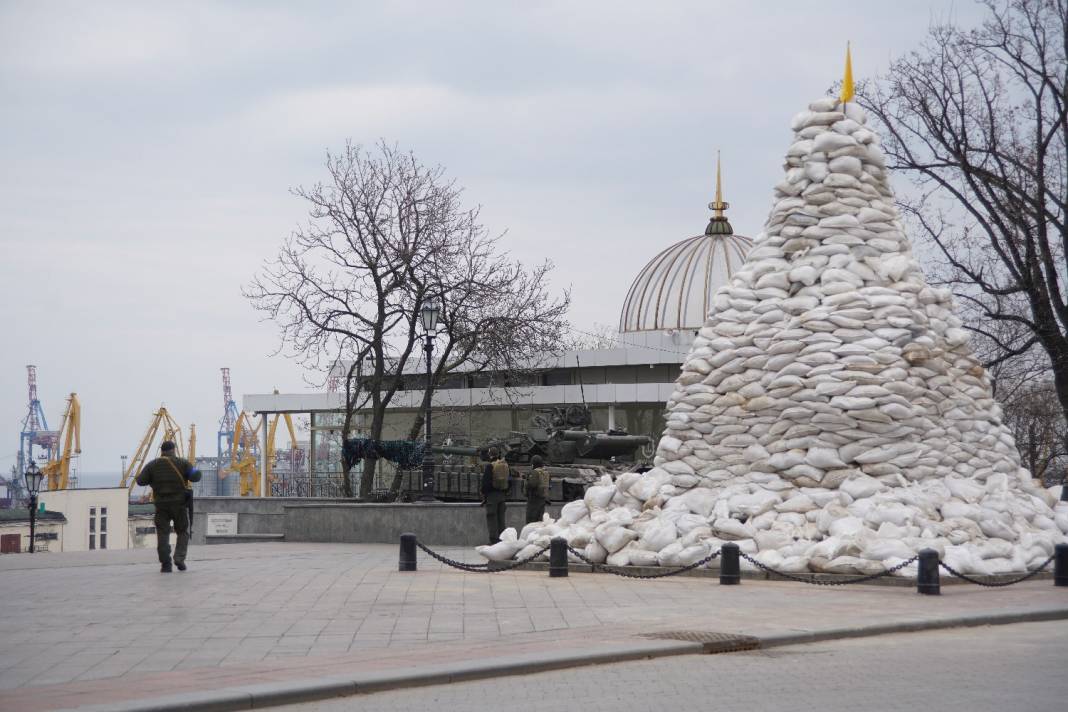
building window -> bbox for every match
[100,533,107,549]
[542,369,573,386]
[89,506,97,549]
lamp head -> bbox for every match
[24,461,43,497]
[419,303,440,335]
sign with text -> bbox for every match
[206,513,238,536]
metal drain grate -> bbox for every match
[641,631,761,654]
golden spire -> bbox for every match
[705,151,733,236]
[709,151,728,218]
[839,41,855,104]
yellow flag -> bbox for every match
[839,42,855,104]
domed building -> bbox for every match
[245,163,753,496]
[620,160,752,334]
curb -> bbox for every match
[55,607,1068,712]
[756,606,1068,649]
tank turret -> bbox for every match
[426,406,654,502]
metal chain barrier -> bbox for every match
[416,540,549,574]
[413,536,1062,587]
[739,551,920,586]
[566,544,720,579]
[938,553,1057,587]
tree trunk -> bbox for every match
[359,409,386,499]
[342,461,354,498]
[389,389,433,500]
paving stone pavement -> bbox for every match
[0,542,1065,711]
[279,620,1068,712]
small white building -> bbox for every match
[37,487,130,551]
[0,508,66,553]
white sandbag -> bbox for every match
[584,539,608,564]
[628,548,660,567]
[728,490,781,517]
[476,540,523,561]
[558,500,588,524]
[584,485,615,510]
[499,527,518,543]
[628,469,671,502]
[515,543,548,561]
[595,522,639,554]
[639,518,679,552]
[828,516,866,538]
[713,518,754,540]
[674,544,711,566]
[605,548,631,567]
[840,474,884,500]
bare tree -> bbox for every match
[1001,380,1068,483]
[247,142,569,499]
[858,0,1068,432]
[565,322,621,351]
[246,142,471,496]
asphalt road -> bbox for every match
[279,620,1068,712]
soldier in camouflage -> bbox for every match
[136,441,201,572]
[525,455,550,524]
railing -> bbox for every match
[269,477,348,498]
[399,534,1068,593]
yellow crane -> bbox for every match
[223,405,299,497]
[41,393,81,490]
[120,406,194,499]
[224,411,260,497]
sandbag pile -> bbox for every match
[482,96,1068,576]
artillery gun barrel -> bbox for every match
[554,429,594,442]
[576,433,652,458]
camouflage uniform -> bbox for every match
[525,467,550,524]
[480,460,510,544]
[136,455,201,567]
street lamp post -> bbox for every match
[418,303,440,501]
[23,461,43,554]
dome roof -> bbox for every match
[619,160,752,333]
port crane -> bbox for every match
[223,406,299,497]
[40,393,81,491]
[120,407,195,499]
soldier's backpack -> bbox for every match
[527,467,550,499]
[491,459,510,491]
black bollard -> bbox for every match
[399,532,417,572]
[917,548,940,595]
[1055,544,1068,587]
[1061,485,1068,502]
[549,537,568,578]
[720,543,740,585]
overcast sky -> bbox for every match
[0,1,988,475]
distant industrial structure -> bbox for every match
[14,366,58,502]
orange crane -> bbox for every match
[41,393,81,490]
[120,407,194,500]
[223,404,299,497]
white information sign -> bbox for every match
[206,513,238,536]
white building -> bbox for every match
[0,508,65,553]
[37,487,130,551]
